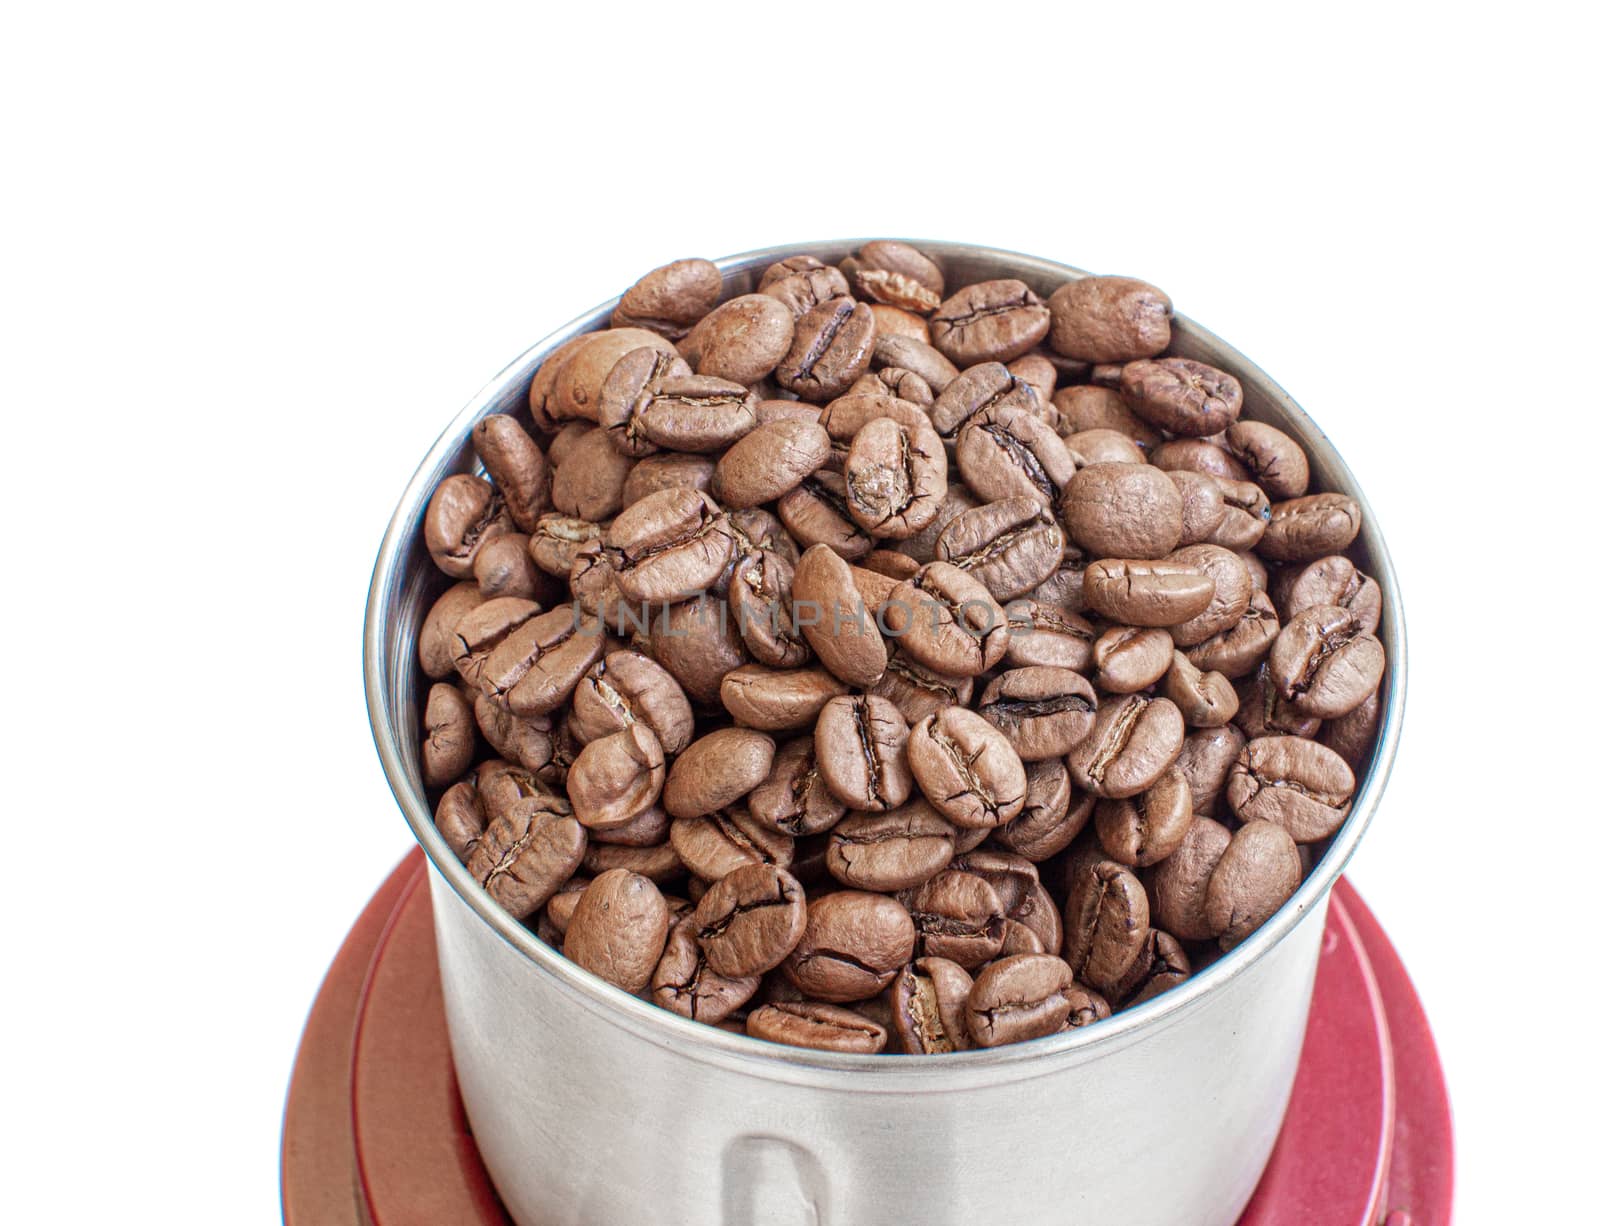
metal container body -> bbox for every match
[366,241,1407,1226]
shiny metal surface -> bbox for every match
[365,240,1407,1226]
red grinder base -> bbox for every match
[281,852,1453,1225]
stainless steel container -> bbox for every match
[365,241,1406,1226]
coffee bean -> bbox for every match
[669,806,794,881]
[1234,665,1322,740]
[554,329,681,424]
[827,801,958,892]
[1083,558,1215,627]
[955,402,1078,512]
[612,258,722,339]
[425,474,513,578]
[1162,650,1240,727]
[720,664,848,732]
[664,728,776,819]
[782,890,916,1002]
[650,919,761,1024]
[1060,428,1141,467]
[1319,689,1383,768]
[866,645,974,725]
[977,666,1098,761]
[529,514,603,577]
[1258,493,1362,562]
[993,758,1090,861]
[843,415,947,538]
[1067,694,1185,799]
[1046,276,1173,363]
[1121,358,1243,437]
[898,870,1007,969]
[421,683,476,788]
[1225,420,1309,500]
[883,561,1009,678]
[1227,735,1356,842]
[419,582,487,680]
[1176,727,1245,821]
[472,414,549,531]
[778,472,874,560]
[745,736,848,837]
[600,488,733,605]
[1274,554,1382,634]
[1165,543,1252,646]
[934,496,1066,601]
[929,361,1041,442]
[465,795,587,920]
[1167,469,1226,546]
[726,549,810,669]
[746,1002,888,1053]
[551,427,635,521]
[474,604,607,718]
[527,334,593,432]
[641,592,751,705]
[1145,815,1231,940]
[1062,462,1183,560]
[564,869,671,993]
[860,549,922,581]
[600,347,760,456]
[841,241,945,312]
[762,264,851,317]
[792,544,888,686]
[472,534,547,601]
[930,279,1050,366]
[1206,477,1271,551]
[588,802,670,848]
[1062,984,1112,1029]
[1094,767,1193,867]
[567,724,666,831]
[965,954,1076,1047]
[907,706,1028,828]
[1186,587,1280,680]
[474,694,554,774]
[1064,861,1150,991]
[712,419,832,509]
[1092,625,1175,694]
[776,296,877,402]
[569,650,694,755]
[581,839,685,885]
[680,294,795,385]
[1152,437,1249,484]
[758,255,828,290]
[1052,384,1161,446]
[1269,603,1386,717]
[694,863,808,978]
[1106,929,1191,1007]
[1003,599,1096,671]
[622,453,717,509]
[891,957,974,1053]
[813,694,913,812]
[1205,821,1303,950]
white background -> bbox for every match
[2,3,1593,1222]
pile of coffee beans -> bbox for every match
[414,242,1387,1056]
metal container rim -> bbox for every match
[363,238,1407,1085]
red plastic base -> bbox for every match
[282,852,1453,1225]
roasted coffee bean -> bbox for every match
[872,333,961,393]
[1062,984,1112,1029]
[474,695,554,773]
[778,471,874,560]
[792,544,887,685]
[898,870,1007,969]
[551,427,635,521]
[955,402,1077,512]
[1064,861,1150,991]
[1146,815,1232,940]
[890,957,973,1053]
[1152,438,1249,484]
[843,415,946,538]
[1176,725,1246,819]
[419,582,487,680]
[542,876,590,938]
[422,683,476,788]
[907,707,1028,828]
[600,488,733,605]
[1204,477,1271,550]
[721,664,848,732]
[1228,735,1356,842]
[727,550,810,669]
[465,796,587,920]
[977,666,1097,761]
[552,329,680,424]
[680,294,795,385]
[711,418,832,509]
[1235,665,1323,740]
[1106,930,1191,1007]
[1269,604,1386,717]
[581,839,684,884]
[527,335,593,432]
[965,954,1075,1047]
[783,890,916,1002]
[641,593,751,705]
[477,758,561,820]
[776,296,876,402]
[1067,694,1186,800]
[994,758,1089,861]
[930,279,1050,366]
[758,255,829,290]
[929,361,1040,442]
[1090,625,1173,695]
[897,482,978,563]
[563,869,671,993]
[566,724,665,831]
[1052,385,1161,448]
[1239,549,1271,592]
[1121,358,1243,437]
[1258,493,1362,562]
[860,548,922,581]
[425,474,513,578]
[612,258,722,339]
[867,646,974,725]
[569,650,694,755]
[762,263,851,317]
[817,391,928,445]
[1083,559,1215,627]
[670,806,794,881]
[664,728,776,819]
[471,604,606,718]
[1046,276,1172,363]
[1094,768,1193,867]
[1186,587,1281,679]
[567,542,633,634]
[827,802,958,892]
[813,694,913,812]
[1319,690,1383,767]
[472,534,546,601]
[934,497,1065,601]
[1062,463,1183,560]
[546,419,597,466]
[599,347,758,456]
[694,863,808,978]
[529,515,604,578]
[473,414,549,531]
[650,919,761,1024]
[1166,543,1252,646]
[1007,878,1065,956]
[1274,554,1382,634]
[746,736,848,837]
[623,452,717,508]
[747,1002,888,1053]
[1224,421,1309,500]
[883,561,1008,678]
[841,241,945,312]
[1059,428,1140,467]
[588,802,670,848]
[1162,651,1240,727]
[1167,469,1227,546]
[1003,599,1095,671]
[1205,821,1303,950]
[865,364,935,403]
